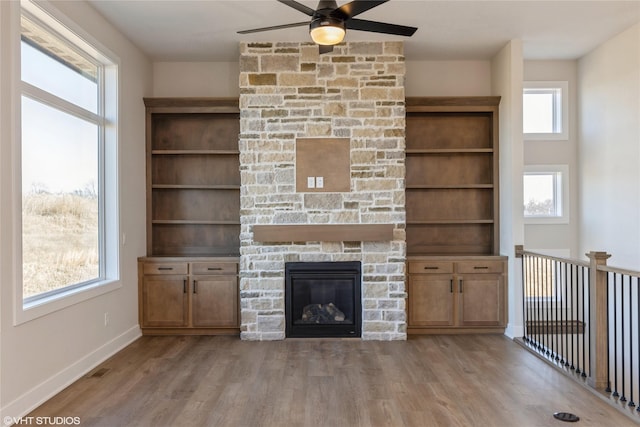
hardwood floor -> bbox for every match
[27,335,639,426]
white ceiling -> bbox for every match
[87,0,640,62]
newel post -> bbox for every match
[587,251,611,390]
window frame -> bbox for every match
[523,164,569,225]
[14,0,121,325]
[523,81,569,141]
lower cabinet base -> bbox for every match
[141,327,240,336]
[407,256,508,334]
[408,327,505,335]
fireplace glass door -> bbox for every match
[285,261,362,338]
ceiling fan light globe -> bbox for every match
[309,17,345,45]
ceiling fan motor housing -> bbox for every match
[310,0,345,46]
[309,16,346,45]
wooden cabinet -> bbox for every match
[190,262,239,328]
[144,98,240,257]
[140,99,240,336]
[408,273,455,327]
[405,98,506,334]
[138,258,239,335]
[407,257,507,333]
[405,97,500,256]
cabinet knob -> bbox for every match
[183,279,187,294]
[158,267,173,271]
[459,279,463,293]
[449,279,453,293]
[207,267,223,271]
[193,280,198,294]
[473,266,489,270]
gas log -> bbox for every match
[301,303,346,324]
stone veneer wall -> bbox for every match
[239,41,406,340]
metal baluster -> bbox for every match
[555,259,561,361]
[620,274,627,402]
[523,255,528,343]
[628,276,636,407]
[606,272,612,393]
[613,273,619,397]
[586,267,591,377]
[538,256,543,351]
[544,258,549,355]
[529,254,532,345]
[637,276,640,412]
[564,261,569,366]
[532,255,537,349]
[576,264,582,375]
[522,254,528,344]
[531,256,539,350]
[566,264,578,371]
[547,258,553,355]
[580,266,587,377]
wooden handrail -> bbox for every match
[520,249,590,268]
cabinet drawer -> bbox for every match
[143,262,188,275]
[191,262,237,275]
[456,261,504,274]
[408,261,454,274]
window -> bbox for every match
[523,165,569,224]
[523,81,568,140]
[17,2,119,320]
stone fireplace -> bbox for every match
[238,41,406,340]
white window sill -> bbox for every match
[524,133,569,141]
[524,216,569,225]
[15,279,121,325]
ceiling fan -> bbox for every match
[238,0,418,54]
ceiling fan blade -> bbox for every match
[346,18,417,37]
[319,45,334,54]
[277,0,316,17]
[334,0,389,20]
[238,21,310,34]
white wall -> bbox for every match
[153,61,239,97]
[523,61,579,257]
[0,0,151,418]
[491,40,525,338]
[405,60,492,96]
[578,23,640,269]
[151,58,492,98]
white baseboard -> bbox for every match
[505,323,524,339]
[1,326,141,422]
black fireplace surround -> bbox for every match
[285,261,362,338]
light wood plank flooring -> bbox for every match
[27,335,639,426]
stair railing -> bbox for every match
[517,247,639,412]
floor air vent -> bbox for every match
[87,367,110,378]
[553,412,580,422]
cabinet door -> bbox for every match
[458,274,504,326]
[192,276,238,327]
[408,274,454,326]
[141,275,188,327]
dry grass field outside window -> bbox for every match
[22,191,99,298]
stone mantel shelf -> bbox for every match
[252,224,395,243]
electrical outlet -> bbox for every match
[316,176,324,188]
[104,312,109,326]
[307,176,315,189]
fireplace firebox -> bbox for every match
[285,261,362,338]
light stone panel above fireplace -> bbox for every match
[239,41,407,340]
